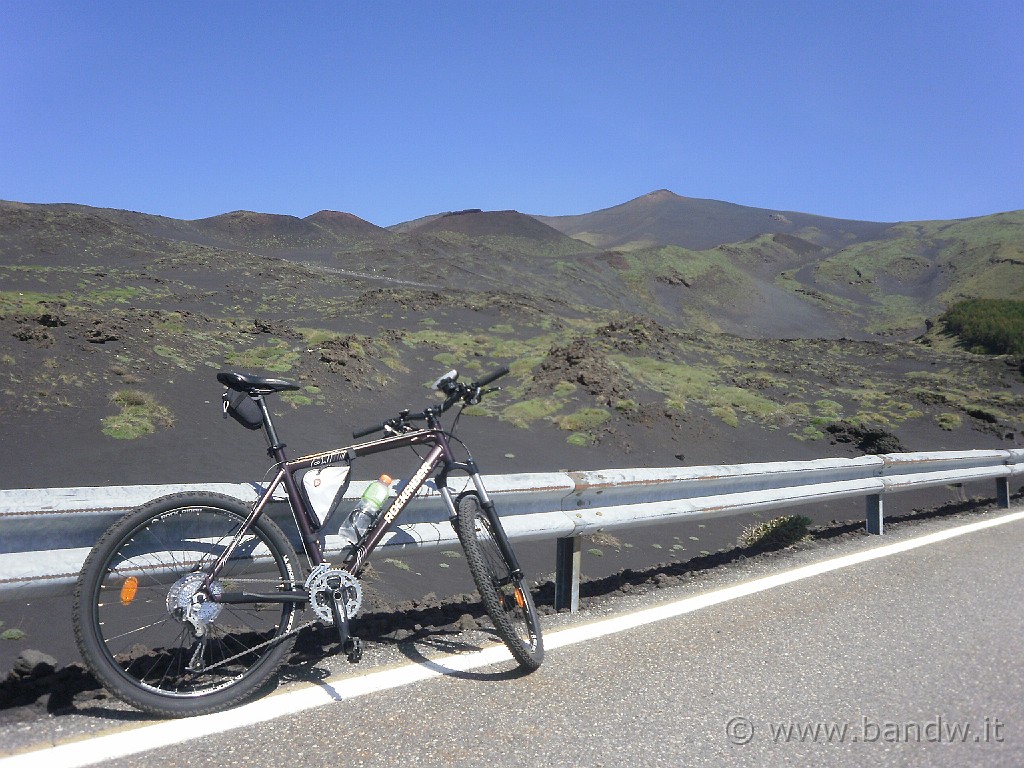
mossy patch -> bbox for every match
[225,339,300,372]
[554,407,610,432]
[154,345,191,369]
[102,389,175,439]
[502,397,563,428]
[566,432,592,446]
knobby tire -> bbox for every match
[456,494,544,670]
[73,492,304,717]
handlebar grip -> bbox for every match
[475,366,510,388]
[353,422,384,439]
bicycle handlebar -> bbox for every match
[352,367,508,439]
[352,421,386,439]
[475,365,510,388]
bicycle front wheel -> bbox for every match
[456,493,543,670]
[73,492,305,717]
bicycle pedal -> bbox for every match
[343,637,363,663]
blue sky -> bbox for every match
[2,1,1021,225]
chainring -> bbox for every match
[304,565,362,625]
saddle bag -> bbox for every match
[222,389,264,430]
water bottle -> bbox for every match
[339,474,393,545]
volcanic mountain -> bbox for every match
[533,189,894,251]
[0,191,1021,497]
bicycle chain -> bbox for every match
[198,580,363,672]
[194,567,364,672]
[190,617,320,674]
[185,577,317,674]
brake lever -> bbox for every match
[382,413,408,435]
[465,385,501,406]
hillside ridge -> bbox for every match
[531,189,896,251]
[0,190,1021,505]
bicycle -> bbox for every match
[72,366,543,717]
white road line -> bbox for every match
[544,508,1024,647]
[3,509,1022,768]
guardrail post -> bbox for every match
[554,535,581,613]
[866,494,884,535]
[996,477,1010,508]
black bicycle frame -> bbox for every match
[207,394,524,605]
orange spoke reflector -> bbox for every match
[120,576,139,605]
[514,588,526,610]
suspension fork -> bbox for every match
[442,459,526,579]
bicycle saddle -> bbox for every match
[217,371,301,394]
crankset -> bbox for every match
[304,564,364,662]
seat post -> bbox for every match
[253,394,287,458]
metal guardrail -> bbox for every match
[1,449,1020,611]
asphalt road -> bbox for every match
[3,504,1022,767]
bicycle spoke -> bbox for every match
[75,497,302,714]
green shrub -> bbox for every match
[941,299,1024,355]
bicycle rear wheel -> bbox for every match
[456,493,543,670]
[73,492,304,717]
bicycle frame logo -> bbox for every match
[343,442,446,571]
[379,444,444,531]
[309,450,347,468]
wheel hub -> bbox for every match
[167,572,223,633]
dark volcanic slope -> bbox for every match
[533,189,894,251]
[400,209,589,250]
[305,210,395,242]
[0,200,393,262]
[1,194,1022,500]
[3,197,1022,341]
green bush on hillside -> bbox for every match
[940,299,1024,356]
